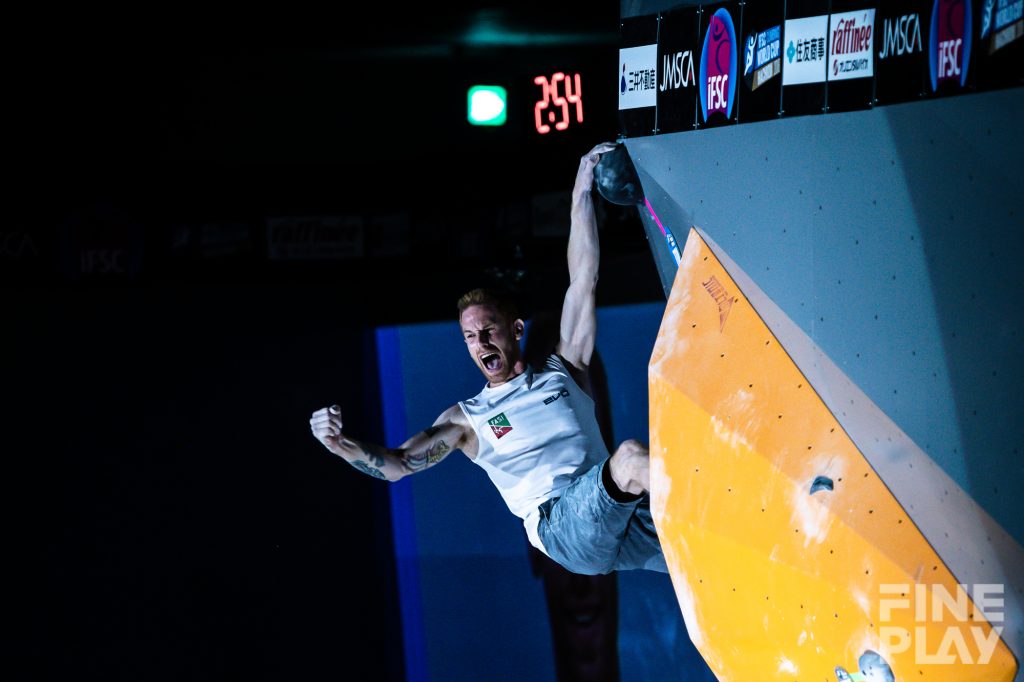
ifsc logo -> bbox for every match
[699,8,737,121]
[929,0,973,90]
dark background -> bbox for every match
[7,3,662,680]
[9,2,661,321]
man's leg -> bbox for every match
[604,439,667,572]
[605,439,650,495]
[613,498,669,573]
[537,457,643,575]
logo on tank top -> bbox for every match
[487,412,514,439]
[543,389,571,405]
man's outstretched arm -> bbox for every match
[310,404,473,481]
[557,142,618,380]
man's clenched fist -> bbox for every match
[310,404,345,455]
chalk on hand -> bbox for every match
[329,405,341,415]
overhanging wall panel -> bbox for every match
[649,227,1020,681]
[626,87,1024,546]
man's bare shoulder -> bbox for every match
[436,403,469,427]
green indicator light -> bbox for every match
[467,85,507,126]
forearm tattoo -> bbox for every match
[349,460,387,480]
[405,427,451,472]
[360,442,388,468]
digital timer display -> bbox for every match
[533,72,583,134]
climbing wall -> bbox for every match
[649,227,1021,680]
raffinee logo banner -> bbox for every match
[829,9,876,80]
[699,8,737,121]
[619,45,658,109]
[783,15,829,85]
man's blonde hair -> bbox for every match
[456,288,519,323]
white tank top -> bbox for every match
[457,354,610,554]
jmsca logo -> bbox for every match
[880,13,924,58]
[929,0,973,89]
[699,8,737,121]
[660,50,696,92]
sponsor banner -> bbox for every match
[825,1,877,112]
[879,7,926,60]
[874,0,929,104]
[976,0,1024,89]
[265,216,364,260]
[201,222,252,258]
[828,9,876,81]
[981,0,1023,52]
[783,15,830,85]
[366,213,410,258]
[656,6,700,134]
[1,229,41,262]
[782,1,830,116]
[618,15,659,137]
[697,3,740,128]
[169,221,254,260]
[929,0,973,92]
[59,207,144,280]
[0,226,47,282]
[619,44,658,110]
[745,25,783,90]
[740,0,786,122]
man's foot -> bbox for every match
[609,439,650,495]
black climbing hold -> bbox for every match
[593,144,644,206]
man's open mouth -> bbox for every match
[480,353,501,371]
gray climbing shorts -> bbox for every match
[536,458,668,575]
